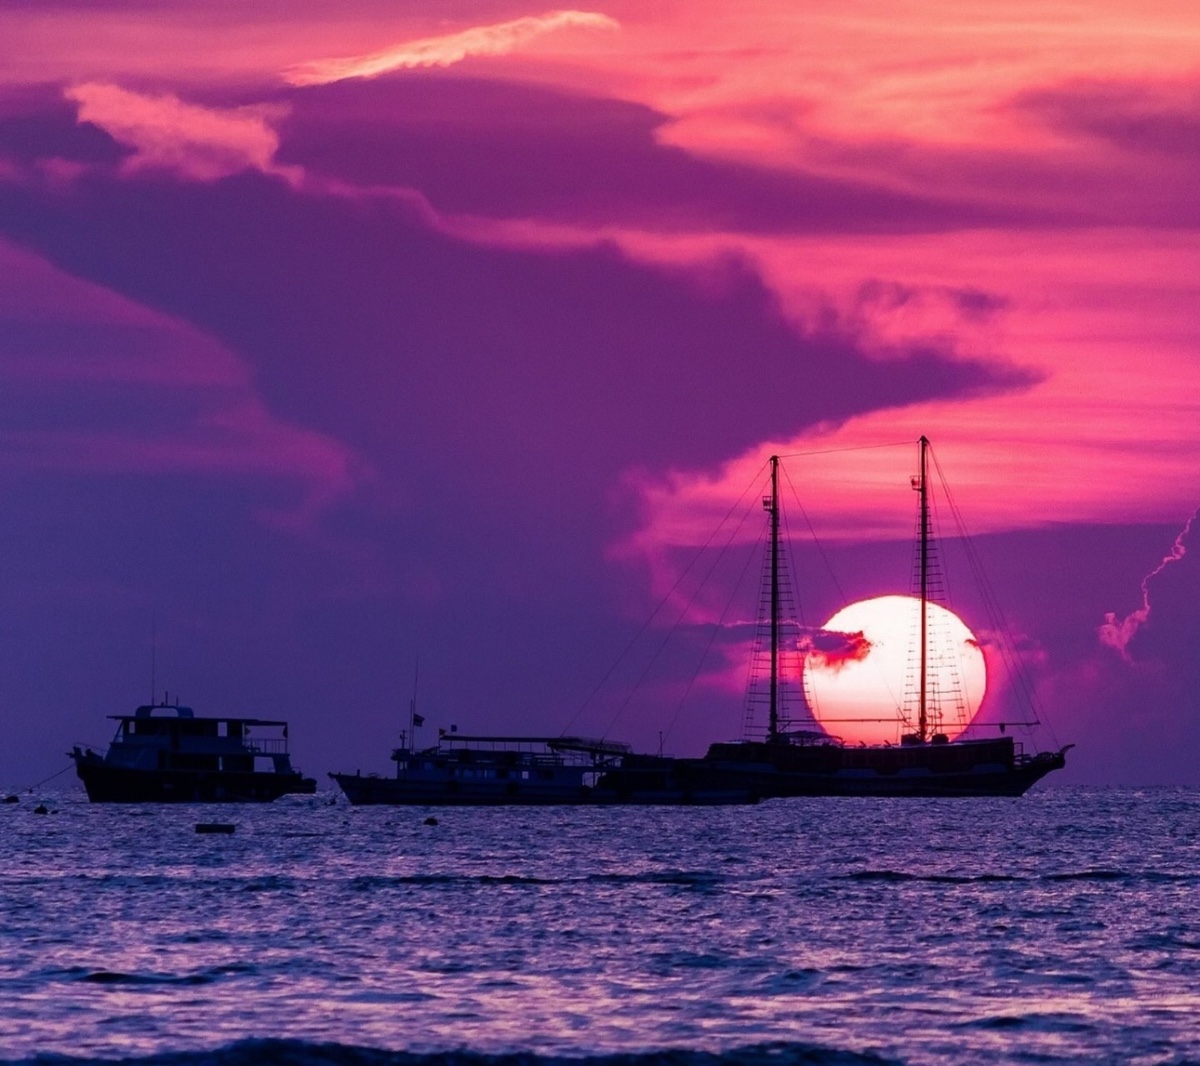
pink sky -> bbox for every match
[0,1,1197,784]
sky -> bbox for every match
[1,0,1198,788]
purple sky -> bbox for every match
[1,2,1198,787]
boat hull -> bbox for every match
[701,737,1068,798]
[330,771,594,806]
[330,767,757,806]
[73,756,317,803]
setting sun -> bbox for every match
[803,595,986,745]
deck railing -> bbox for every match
[246,738,288,755]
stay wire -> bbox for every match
[774,440,910,460]
[928,447,1058,747]
[597,468,770,744]
[779,462,906,723]
[15,762,74,794]
[560,458,771,738]
[660,519,765,748]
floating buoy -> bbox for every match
[424,816,438,826]
[3,795,17,804]
[33,804,48,815]
[195,822,235,834]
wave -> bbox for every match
[50,964,260,988]
[845,869,1200,886]
[843,871,1022,884]
[1041,869,1131,883]
[345,871,722,890]
[0,1039,902,1066]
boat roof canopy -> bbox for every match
[111,706,289,726]
[437,734,632,755]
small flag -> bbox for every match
[412,713,425,727]
[438,727,446,737]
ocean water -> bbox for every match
[0,788,1197,1066]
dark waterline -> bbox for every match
[1,789,1197,1065]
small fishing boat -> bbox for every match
[70,699,317,802]
[330,733,757,805]
[331,734,616,805]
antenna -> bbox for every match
[409,657,420,754]
[150,613,157,706]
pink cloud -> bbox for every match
[284,10,618,87]
[63,82,300,184]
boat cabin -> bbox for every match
[102,703,295,775]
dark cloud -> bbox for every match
[268,75,1046,234]
[0,85,127,167]
[854,280,1008,319]
[0,164,1037,491]
[1015,78,1200,161]
[801,627,871,671]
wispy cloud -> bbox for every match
[1100,508,1200,661]
[284,10,618,87]
[64,82,300,184]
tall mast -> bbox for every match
[917,435,929,741]
[768,455,780,741]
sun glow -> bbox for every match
[803,595,986,746]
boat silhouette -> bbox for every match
[70,699,317,802]
[689,437,1070,797]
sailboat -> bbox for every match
[694,437,1070,797]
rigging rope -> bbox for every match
[660,519,764,748]
[597,475,767,743]
[928,446,1059,747]
[13,762,75,795]
[560,457,772,739]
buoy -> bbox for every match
[424,816,438,826]
[195,822,235,834]
[33,804,48,815]
[3,795,17,804]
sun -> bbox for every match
[802,594,986,746]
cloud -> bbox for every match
[64,82,300,183]
[800,628,872,672]
[1100,508,1200,661]
[274,75,1040,236]
[284,10,618,87]
[1014,78,1200,161]
[0,238,360,522]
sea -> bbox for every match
[1,787,1197,1066]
